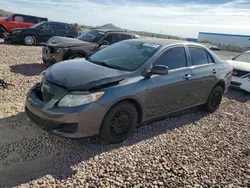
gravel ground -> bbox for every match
[0,42,250,188]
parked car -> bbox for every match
[25,39,233,144]
[0,13,47,38]
[42,28,139,64]
[4,21,78,45]
[226,50,250,92]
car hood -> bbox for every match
[44,59,130,91]
[226,60,250,72]
[46,36,92,47]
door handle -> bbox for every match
[212,69,217,74]
[51,30,55,33]
[183,74,191,80]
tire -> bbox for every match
[100,102,138,144]
[68,54,84,59]
[205,85,223,113]
[24,35,36,45]
[0,26,7,38]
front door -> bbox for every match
[37,23,56,43]
[7,14,33,31]
[146,46,195,119]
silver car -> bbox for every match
[226,50,250,92]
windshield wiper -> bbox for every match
[86,57,129,71]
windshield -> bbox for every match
[77,29,105,43]
[233,52,250,63]
[88,40,161,71]
[3,14,12,20]
[30,21,46,28]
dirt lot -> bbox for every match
[0,42,250,188]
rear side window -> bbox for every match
[56,23,71,30]
[23,16,36,24]
[154,47,187,70]
[189,47,212,66]
[37,18,47,23]
[120,34,132,41]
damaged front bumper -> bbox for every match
[230,76,250,93]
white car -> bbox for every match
[226,50,250,92]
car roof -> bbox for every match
[43,21,70,25]
[126,38,204,47]
[13,13,47,19]
[93,28,134,33]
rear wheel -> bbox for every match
[100,102,138,144]
[24,35,36,45]
[205,85,223,113]
[68,54,84,59]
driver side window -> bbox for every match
[39,23,55,30]
[103,34,119,45]
[153,47,187,70]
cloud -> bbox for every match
[1,0,250,37]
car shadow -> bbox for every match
[224,88,250,102]
[10,63,47,76]
[0,107,208,187]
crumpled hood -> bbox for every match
[226,60,250,72]
[44,59,129,91]
[46,36,92,47]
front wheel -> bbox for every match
[0,27,7,38]
[100,102,138,144]
[24,35,36,45]
[205,85,223,113]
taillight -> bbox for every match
[229,66,233,73]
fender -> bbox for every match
[63,48,88,60]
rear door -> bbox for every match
[186,45,218,104]
[56,23,72,37]
[146,46,196,119]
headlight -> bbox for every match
[58,92,105,107]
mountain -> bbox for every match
[95,23,122,30]
[0,9,12,18]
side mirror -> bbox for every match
[99,40,109,46]
[144,65,169,78]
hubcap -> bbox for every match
[25,36,34,45]
[110,110,130,137]
[211,91,221,107]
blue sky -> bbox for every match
[1,0,250,37]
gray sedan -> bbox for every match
[25,39,233,143]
